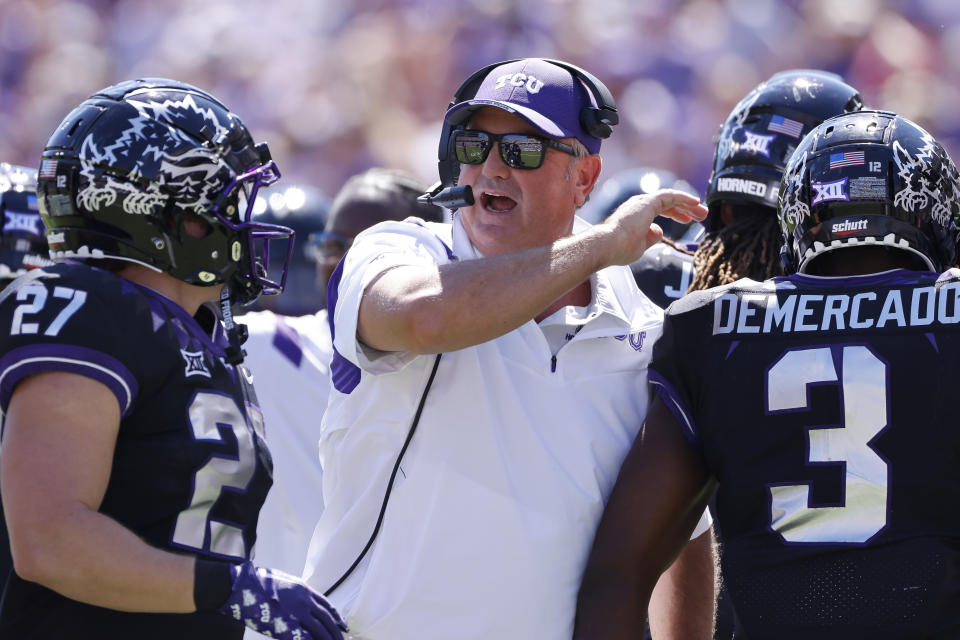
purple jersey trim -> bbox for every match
[330,348,361,394]
[326,258,361,394]
[725,340,740,360]
[272,316,303,368]
[648,369,700,447]
[0,344,139,417]
[775,268,936,289]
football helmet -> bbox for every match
[37,78,292,305]
[246,184,331,316]
[706,69,863,231]
[0,163,50,285]
[779,110,960,273]
[579,167,704,243]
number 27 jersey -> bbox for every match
[650,269,960,639]
[0,264,273,638]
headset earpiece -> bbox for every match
[539,58,619,140]
[436,120,457,186]
[580,109,614,140]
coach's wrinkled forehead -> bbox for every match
[445,58,603,154]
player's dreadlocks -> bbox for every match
[689,210,782,291]
[659,234,694,256]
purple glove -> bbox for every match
[218,561,348,640]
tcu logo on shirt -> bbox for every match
[614,330,647,352]
[494,73,544,94]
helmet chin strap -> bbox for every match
[219,285,249,365]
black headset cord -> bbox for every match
[324,353,443,597]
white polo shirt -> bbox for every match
[303,217,710,640]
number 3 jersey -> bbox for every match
[0,263,273,639]
[650,268,960,639]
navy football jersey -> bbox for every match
[650,269,960,639]
[630,242,696,309]
[0,264,272,639]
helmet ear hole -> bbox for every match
[182,212,213,239]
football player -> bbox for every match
[690,70,863,638]
[0,79,346,640]
[691,69,863,291]
[574,111,960,638]
[238,168,442,597]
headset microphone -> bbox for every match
[418,182,475,210]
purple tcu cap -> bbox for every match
[445,58,603,154]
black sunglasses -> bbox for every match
[453,130,577,170]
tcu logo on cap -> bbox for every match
[494,73,544,94]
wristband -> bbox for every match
[193,558,235,611]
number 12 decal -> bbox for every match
[767,346,889,543]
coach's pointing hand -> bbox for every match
[599,189,708,266]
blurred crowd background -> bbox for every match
[1,0,958,202]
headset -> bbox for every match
[420,58,620,210]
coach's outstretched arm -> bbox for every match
[574,397,717,640]
[357,190,706,355]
